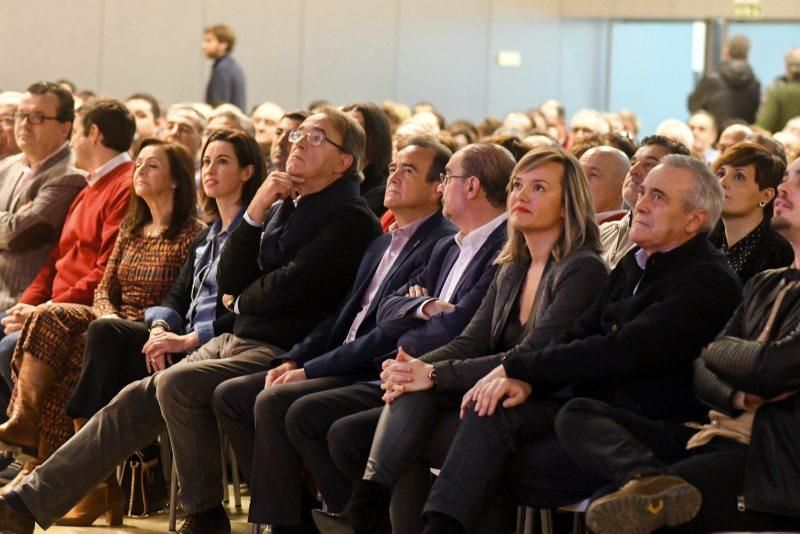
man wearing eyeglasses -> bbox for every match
[0,82,85,313]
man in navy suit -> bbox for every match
[283,143,516,533]
[213,136,456,532]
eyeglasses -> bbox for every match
[0,115,13,127]
[14,111,63,126]
[288,129,347,152]
[439,173,470,186]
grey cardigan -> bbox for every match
[421,247,608,391]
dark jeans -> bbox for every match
[555,397,800,532]
[213,373,361,526]
[67,318,150,419]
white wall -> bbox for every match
[0,0,607,121]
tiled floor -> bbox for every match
[37,496,255,533]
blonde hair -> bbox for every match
[496,146,601,264]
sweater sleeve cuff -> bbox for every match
[192,321,215,346]
[502,355,525,381]
[144,306,184,332]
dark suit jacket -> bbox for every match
[376,222,507,358]
[285,211,455,378]
[218,180,382,350]
[502,233,742,421]
[420,248,608,392]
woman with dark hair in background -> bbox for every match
[0,138,204,520]
[342,102,393,217]
[709,142,793,282]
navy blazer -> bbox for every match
[285,211,455,378]
[376,222,507,358]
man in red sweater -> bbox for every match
[0,99,135,425]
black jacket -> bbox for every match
[217,179,381,350]
[693,268,800,517]
[708,219,793,284]
[503,234,742,421]
[284,211,455,378]
[424,248,608,392]
[688,59,761,125]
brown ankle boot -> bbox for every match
[0,462,36,493]
[55,473,124,527]
[0,354,57,461]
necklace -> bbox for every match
[144,223,168,238]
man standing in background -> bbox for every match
[203,23,247,111]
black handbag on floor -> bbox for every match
[117,442,169,517]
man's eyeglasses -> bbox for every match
[439,173,470,186]
[14,111,64,126]
[288,129,347,153]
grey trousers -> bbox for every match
[16,333,284,528]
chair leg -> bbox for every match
[251,523,261,534]
[168,460,178,532]
[516,505,525,534]
[540,509,554,534]
[572,511,586,534]
[220,434,230,504]
[229,444,242,509]
[523,506,535,534]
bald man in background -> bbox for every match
[579,145,630,223]
[716,123,752,156]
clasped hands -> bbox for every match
[1,302,38,334]
[141,328,198,374]
[380,348,533,419]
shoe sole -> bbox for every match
[0,440,37,463]
[586,483,702,534]
[311,509,356,534]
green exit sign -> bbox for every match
[732,0,763,19]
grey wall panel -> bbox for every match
[205,0,304,111]
[486,0,561,119]
[0,0,103,93]
[395,0,491,122]
[99,0,204,105]
[300,0,397,108]
[557,19,609,117]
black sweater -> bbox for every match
[218,182,381,350]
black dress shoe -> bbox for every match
[311,509,355,534]
[0,496,35,534]
[177,503,231,534]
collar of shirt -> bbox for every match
[21,141,69,176]
[86,152,131,187]
[388,210,436,241]
[208,207,246,242]
[455,212,508,252]
[634,247,648,270]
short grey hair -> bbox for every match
[660,154,723,232]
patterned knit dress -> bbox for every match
[8,220,204,459]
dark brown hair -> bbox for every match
[459,143,516,208]
[712,141,786,218]
[123,138,197,239]
[77,98,136,153]
[198,129,266,221]
[27,81,74,123]
[341,102,392,187]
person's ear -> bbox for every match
[686,209,708,234]
[333,153,354,175]
[760,187,776,207]
[240,164,254,183]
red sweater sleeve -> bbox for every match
[51,180,131,305]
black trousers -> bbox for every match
[212,372,360,525]
[423,395,592,530]
[66,318,150,419]
[555,397,800,532]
